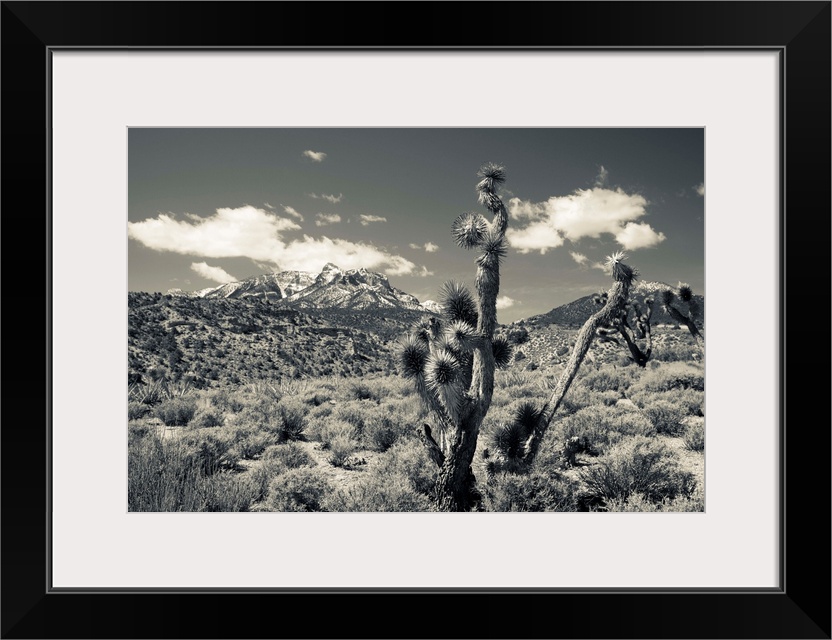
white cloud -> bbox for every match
[409,242,439,253]
[417,265,435,277]
[594,165,609,187]
[190,262,237,284]
[506,187,666,253]
[127,205,300,262]
[315,213,342,227]
[570,252,589,265]
[360,214,387,226]
[694,183,705,196]
[263,202,275,210]
[614,222,667,250]
[309,192,343,204]
[129,205,426,278]
[496,296,517,310]
[282,205,304,221]
[303,150,327,162]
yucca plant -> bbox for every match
[661,282,704,350]
[398,166,637,510]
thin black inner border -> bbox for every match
[46,45,785,595]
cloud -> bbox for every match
[570,252,589,265]
[409,242,439,253]
[129,205,427,279]
[505,187,666,254]
[128,205,301,261]
[615,222,667,250]
[496,296,517,310]
[263,202,275,210]
[303,150,327,162]
[190,262,237,284]
[417,266,435,277]
[281,205,304,221]
[315,213,342,227]
[360,214,387,226]
[694,183,705,196]
[309,192,343,204]
[594,165,609,187]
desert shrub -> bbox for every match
[557,386,620,415]
[331,402,367,434]
[641,400,687,435]
[324,472,432,512]
[374,439,436,496]
[128,431,254,511]
[362,414,402,452]
[266,468,331,512]
[191,405,225,428]
[276,399,307,442]
[348,381,378,402]
[631,388,704,417]
[683,419,705,452]
[153,397,197,426]
[210,389,245,413]
[261,442,313,468]
[223,425,277,460]
[579,367,632,393]
[128,420,151,444]
[634,362,704,393]
[328,431,359,467]
[652,340,701,363]
[178,429,238,475]
[128,401,150,420]
[602,484,704,512]
[483,469,580,512]
[554,404,655,456]
[581,436,696,504]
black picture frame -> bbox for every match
[2,2,829,638]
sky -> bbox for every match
[128,128,704,323]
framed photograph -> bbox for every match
[3,2,829,638]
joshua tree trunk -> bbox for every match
[522,254,634,465]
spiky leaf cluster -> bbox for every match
[425,349,461,389]
[476,163,507,212]
[439,280,478,326]
[492,402,541,461]
[492,422,527,460]
[660,289,675,309]
[605,252,638,284]
[399,334,428,379]
[677,283,693,302]
[452,211,488,250]
[491,335,513,369]
[411,316,441,345]
[444,319,481,353]
[475,230,507,270]
[513,401,542,433]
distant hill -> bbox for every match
[524,281,705,328]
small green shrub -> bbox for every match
[555,404,655,456]
[348,381,378,402]
[634,362,704,392]
[276,400,307,442]
[266,468,331,512]
[153,397,197,426]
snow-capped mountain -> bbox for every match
[168,263,437,313]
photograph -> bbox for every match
[127,127,705,513]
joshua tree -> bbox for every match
[661,283,704,350]
[398,164,638,511]
[593,291,655,367]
